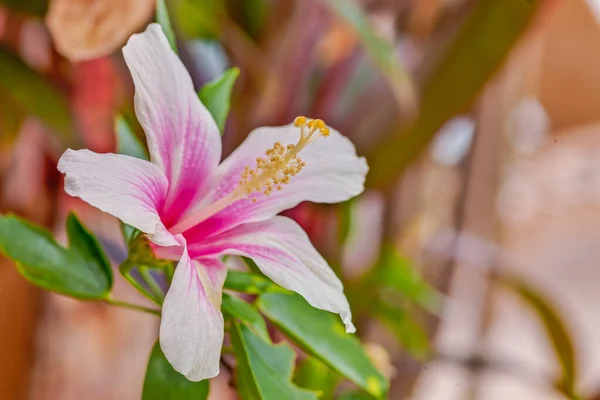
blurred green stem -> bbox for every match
[104,296,160,316]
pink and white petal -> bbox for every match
[57,149,177,246]
[183,123,368,240]
[122,23,221,224]
[187,216,355,333]
[160,242,227,381]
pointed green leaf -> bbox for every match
[115,115,149,160]
[257,292,388,398]
[142,342,209,400]
[198,67,240,134]
[230,321,318,400]
[0,46,74,145]
[156,0,177,52]
[0,213,112,299]
[222,293,269,341]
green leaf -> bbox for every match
[367,0,543,189]
[230,321,318,400]
[0,0,47,16]
[0,46,74,145]
[502,276,579,398]
[222,293,269,341]
[324,0,416,112]
[142,342,209,400]
[224,270,274,294]
[198,67,240,134]
[338,390,373,400]
[115,115,149,160]
[174,0,225,40]
[0,213,112,299]
[257,292,388,398]
[294,357,340,400]
[0,86,25,144]
[156,0,177,52]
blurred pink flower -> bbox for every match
[46,0,154,62]
[58,24,368,381]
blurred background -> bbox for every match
[2,0,600,399]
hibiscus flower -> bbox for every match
[58,24,368,381]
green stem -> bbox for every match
[140,266,166,301]
[123,271,161,305]
[104,296,161,316]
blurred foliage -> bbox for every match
[0,0,47,16]
[367,0,543,189]
[156,0,177,52]
[501,275,581,399]
[324,0,416,115]
[0,46,74,144]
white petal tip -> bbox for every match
[183,366,220,382]
[343,315,356,333]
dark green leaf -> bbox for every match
[338,390,373,400]
[0,46,74,145]
[0,86,25,144]
[367,0,543,189]
[230,321,318,400]
[294,357,340,400]
[226,0,266,39]
[222,293,269,341]
[198,67,240,134]
[257,292,388,398]
[142,341,209,400]
[502,275,579,398]
[325,0,416,112]
[0,0,47,16]
[156,0,177,52]
[0,213,112,299]
[174,0,224,39]
[224,270,274,294]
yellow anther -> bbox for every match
[294,116,307,127]
[235,116,332,203]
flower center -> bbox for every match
[169,117,330,234]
